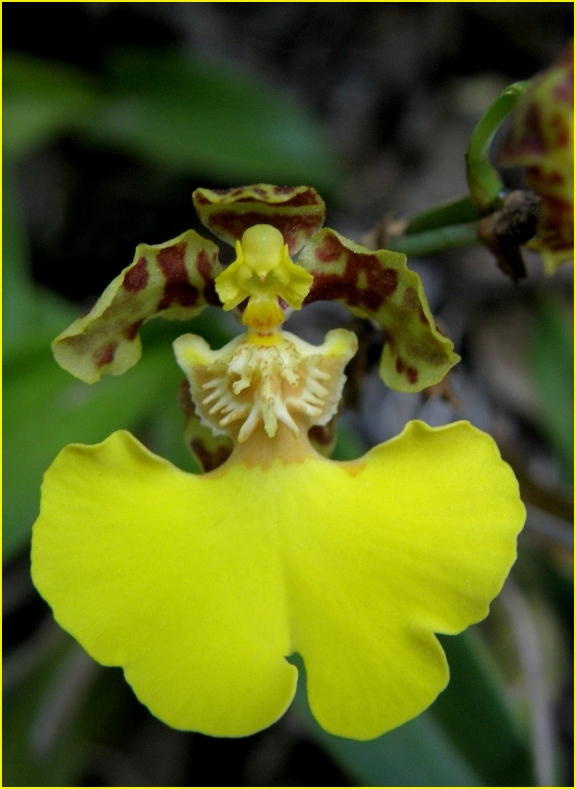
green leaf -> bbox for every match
[90,50,341,191]
[332,423,367,460]
[2,636,97,787]
[4,49,341,202]
[529,295,574,481]
[3,163,36,343]
[3,633,133,787]
[3,163,79,348]
[432,631,534,786]
[3,53,100,160]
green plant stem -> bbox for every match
[466,81,528,214]
[386,221,480,257]
[404,195,480,234]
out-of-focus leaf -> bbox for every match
[3,637,90,787]
[529,295,574,481]
[4,50,341,195]
[141,388,202,475]
[3,164,79,348]
[3,631,133,787]
[432,631,534,786]
[3,163,37,343]
[289,655,480,787]
[3,341,182,562]
[331,422,366,460]
[3,53,100,160]
[89,50,341,191]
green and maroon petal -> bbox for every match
[298,229,460,392]
[178,381,233,472]
[499,43,573,273]
[193,185,326,256]
[53,231,223,384]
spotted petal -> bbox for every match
[499,44,574,274]
[52,231,222,383]
[193,185,326,256]
[299,228,460,391]
[31,421,523,740]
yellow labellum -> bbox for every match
[31,421,524,739]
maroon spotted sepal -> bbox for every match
[53,231,222,384]
[193,185,326,256]
[298,229,460,392]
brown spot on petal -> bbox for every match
[502,103,547,160]
[231,191,319,208]
[407,366,418,384]
[552,115,570,148]
[157,243,187,281]
[530,166,565,187]
[278,190,322,208]
[395,356,406,374]
[315,233,342,263]
[123,257,149,292]
[95,342,117,367]
[190,439,232,473]
[308,423,334,446]
[209,210,320,254]
[307,237,397,312]
[196,249,221,306]
[124,319,144,341]
[157,243,199,310]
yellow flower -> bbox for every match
[31,185,525,740]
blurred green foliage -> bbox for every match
[529,295,574,482]
[4,50,341,189]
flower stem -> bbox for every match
[466,81,528,214]
[386,222,480,257]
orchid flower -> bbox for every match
[499,43,574,274]
[31,185,525,740]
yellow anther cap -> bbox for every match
[215,224,313,330]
